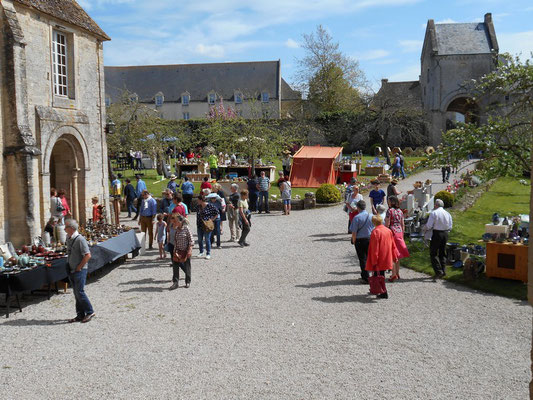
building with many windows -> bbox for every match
[104,61,301,120]
[0,0,110,245]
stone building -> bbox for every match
[378,13,500,145]
[0,0,110,246]
[104,61,301,120]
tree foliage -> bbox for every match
[295,25,366,114]
[434,55,532,177]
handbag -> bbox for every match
[202,219,214,232]
[173,249,188,263]
[369,275,385,295]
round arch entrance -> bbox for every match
[49,134,87,223]
[445,96,479,130]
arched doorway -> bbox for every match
[49,134,86,223]
[445,97,479,130]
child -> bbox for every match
[92,196,103,223]
[156,214,167,259]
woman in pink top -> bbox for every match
[385,196,409,281]
[57,189,71,217]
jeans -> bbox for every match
[239,223,250,245]
[183,193,193,211]
[172,258,191,284]
[69,269,94,318]
[249,192,258,212]
[258,191,269,212]
[126,198,137,217]
[430,230,448,275]
[197,228,212,255]
[400,166,406,179]
[210,218,221,247]
[354,238,370,280]
[133,196,143,218]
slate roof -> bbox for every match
[14,0,110,40]
[105,61,293,103]
[434,23,493,55]
[376,80,423,110]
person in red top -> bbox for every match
[58,189,71,217]
[366,215,398,299]
[186,149,195,160]
[200,176,212,191]
[91,196,103,222]
[171,193,187,217]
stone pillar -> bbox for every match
[71,168,80,221]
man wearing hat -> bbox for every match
[167,174,178,194]
[282,151,292,177]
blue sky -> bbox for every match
[80,0,533,91]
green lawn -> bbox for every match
[402,177,530,300]
[110,155,428,198]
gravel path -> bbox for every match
[0,167,530,399]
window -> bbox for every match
[155,95,164,106]
[208,93,216,104]
[183,112,190,120]
[235,92,243,104]
[261,92,269,103]
[52,31,68,97]
[105,97,111,107]
[182,94,190,106]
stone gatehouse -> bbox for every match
[0,0,110,246]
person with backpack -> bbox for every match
[350,200,374,284]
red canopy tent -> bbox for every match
[289,146,343,187]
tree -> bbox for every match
[295,25,366,114]
[434,55,532,178]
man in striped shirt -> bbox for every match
[256,170,271,213]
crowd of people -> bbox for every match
[345,177,453,299]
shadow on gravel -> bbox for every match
[308,233,349,238]
[125,259,170,270]
[328,271,356,276]
[120,286,166,293]
[296,279,359,288]
[0,318,69,326]
[312,294,377,303]
[118,278,169,286]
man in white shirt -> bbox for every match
[425,199,453,278]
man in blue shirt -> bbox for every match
[256,170,271,213]
[132,174,147,220]
[181,175,195,211]
[369,180,386,215]
[350,200,374,283]
[138,190,157,250]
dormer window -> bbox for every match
[182,93,190,106]
[261,92,269,103]
[235,91,243,104]
[155,94,164,106]
[208,92,216,105]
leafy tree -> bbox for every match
[295,25,366,114]
[434,55,532,178]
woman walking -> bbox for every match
[385,196,410,281]
[366,215,398,299]
[196,194,218,259]
[238,189,251,247]
[169,214,193,290]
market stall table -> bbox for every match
[485,241,528,282]
[0,230,141,317]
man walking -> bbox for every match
[132,174,147,220]
[124,178,136,218]
[65,219,95,323]
[350,200,374,283]
[227,183,241,242]
[138,190,158,250]
[167,174,178,193]
[256,170,271,213]
[425,199,453,279]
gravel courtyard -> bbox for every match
[1,182,531,399]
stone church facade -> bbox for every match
[379,13,500,145]
[0,0,110,245]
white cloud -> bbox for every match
[387,63,420,82]
[398,39,423,53]
[435,18,457,24]
[357,49,389,60]
[498,31,533,58]
[195,44,225,58]
[285,38,299,49]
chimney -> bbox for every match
[381,78,388,86]
[484,13,492,24]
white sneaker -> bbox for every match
[205,255,211,260]
[198,252,204,257]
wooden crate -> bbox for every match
[365,166,385,176]
[485,241,528,282]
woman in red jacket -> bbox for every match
[366,215,398,299]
